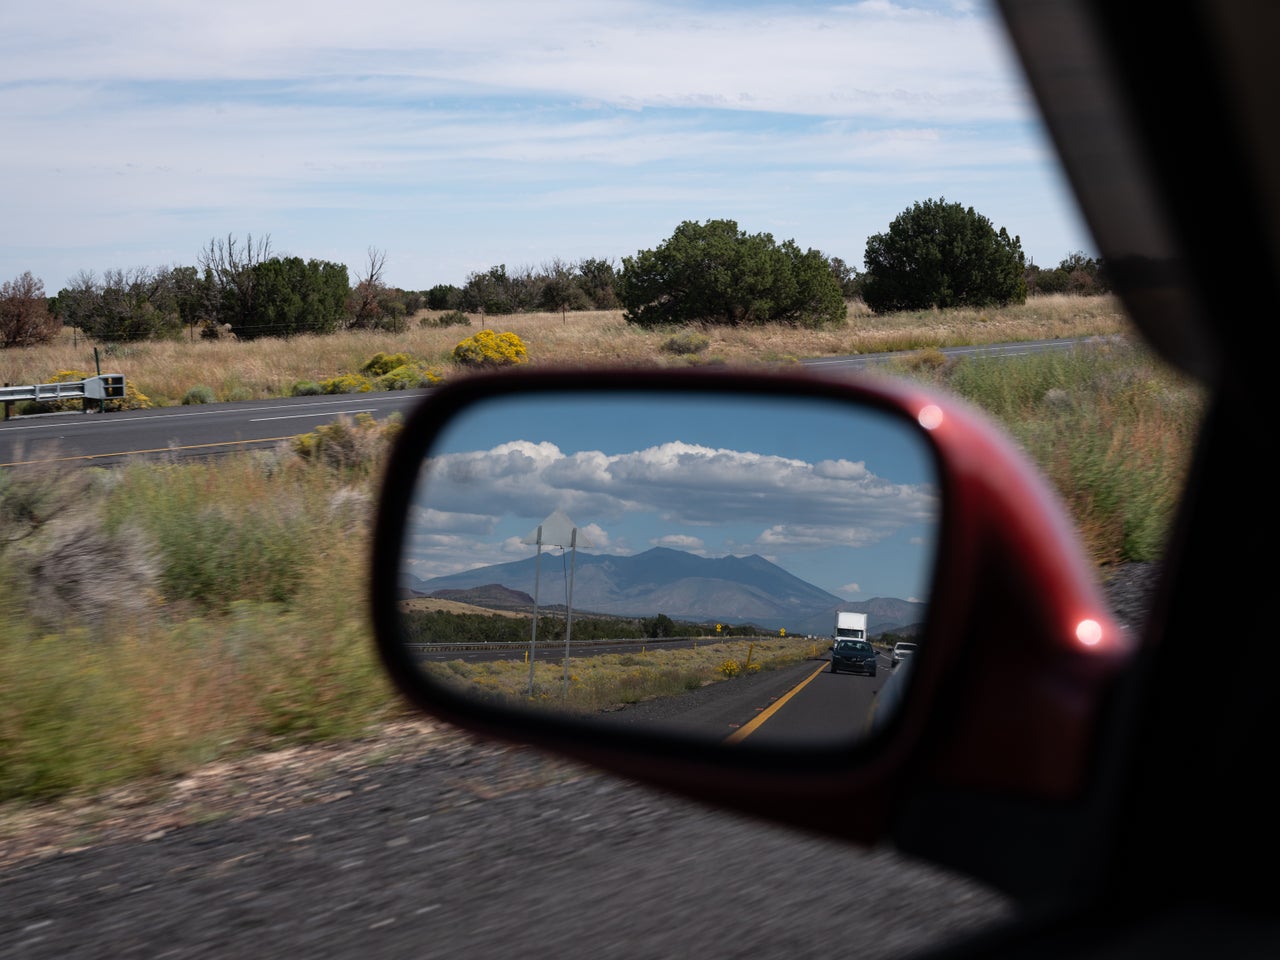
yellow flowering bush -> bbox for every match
[318,373,373,394]
[719,659,741,678]
[452,330,529,368]
[292,411,399,472]
[374,364,443,391]
[360,352,415,377]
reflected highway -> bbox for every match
[621,650,888,745]
[727,658,882,747]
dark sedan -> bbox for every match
[830,639,878,676]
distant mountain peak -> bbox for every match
[405,546,925,635]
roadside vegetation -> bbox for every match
[0,294,1202,808]
[0,294,1126,408]
[427,636,820,715]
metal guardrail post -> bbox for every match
[0,375,126,420]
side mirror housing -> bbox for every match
[371,367,1130,897]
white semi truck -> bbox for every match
[834,610,868,640]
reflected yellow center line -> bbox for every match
[724,660,830,744]
[0,436,300,467]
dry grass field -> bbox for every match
[0,294,1131,407]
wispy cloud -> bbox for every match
[419,438,936,549]
[1,0,1089,288]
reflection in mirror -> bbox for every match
[396,390,939,748]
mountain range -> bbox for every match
[404,546,926,637]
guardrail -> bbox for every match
[1,374,127,420]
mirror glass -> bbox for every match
[395,389,939,748]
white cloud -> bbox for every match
[1,0,1092,289]
[5,2,1022,122]
[419,438,937,552]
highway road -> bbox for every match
[732,657,882,747]
[0,336,1114,467]
[800,335,1112,373]
[594,649,887,745]
[1,710,1014,959]
[0,390,431,467]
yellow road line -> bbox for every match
[723,660,830,744]
[0,436,300,467]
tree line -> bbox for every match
[400,609,766,645]
[0,200,1110,348]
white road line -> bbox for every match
[249,409,377,423]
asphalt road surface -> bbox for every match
[0,723,1014,960]
[0,337,1116,467]
[0,391,431,467]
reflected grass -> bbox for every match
[423,637,823,714]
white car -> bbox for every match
[890,642,917,667]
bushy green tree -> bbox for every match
[197,233,274,335]
[828,256,863,299]
[575,257,619,309]
[425,284,462,310]
[1026,251,1110,297]
[861,199,1027,313]
[460,264,518,315]
[642,613,677,638]
[53,267,189,342]
[539,258,591,317]
[618,220,846,328]
[238,257,349,339]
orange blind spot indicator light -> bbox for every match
[918,405,944,430]
[1076,619,1104,647]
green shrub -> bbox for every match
[899,347,949,372]
[452,330,529,367]
[421,310,472,329]
[619,219,846,328]
[374,364,442,391]
[660,331,710,355]
[360,352,414,377]
[182,385,216,405]
[293,412,399,473]
[862,198,1027,312]
[290,380,322,396]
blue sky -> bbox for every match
[1,0,1093,294]
[401,391,940,603]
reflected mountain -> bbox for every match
[404,546,926,636]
